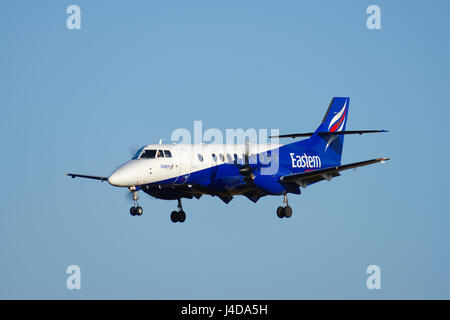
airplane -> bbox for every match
[66,97,389,223]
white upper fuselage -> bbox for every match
[107,143,281,187]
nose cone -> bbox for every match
[108,171,123,186]
[107,160,144,187]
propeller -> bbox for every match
[124,189,135,203]
[124,187,154,204]
[128,145,141,157]
[236,142,255,184]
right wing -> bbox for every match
[65,173,108,182]
[280,157,390,188]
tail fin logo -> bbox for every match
[325,99,347,151]
[328,99,347,132]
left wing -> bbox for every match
[280,157,389,188]
[65,173,108,182]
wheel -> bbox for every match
[277,206,285,218]
[170,211,178,223]
[178,210,186,223]
[284,205,292,218]
[130,206,136,216]
[136,206,143,216]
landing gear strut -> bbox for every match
[129,187,143,216]
[171,198,186,223]
[277,194,292,219]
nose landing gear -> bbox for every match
[170,198,186,223]
[129,187,143,216]
[277,194,293,219]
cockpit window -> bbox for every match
[134,148,171,160]
[164,150,172,158]
[132,146,145,160]
[140,149,157,159]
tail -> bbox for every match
[273,96,386,165]
[310,97,349,164]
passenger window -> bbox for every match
[157,150,164,158]
[226,154,232,162]
[140,149,156,159]
[212,154,217,162]
[219,154,225,162]
[164,150,172,158]
[198,154,203,162]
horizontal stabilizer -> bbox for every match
[271,130,388,139]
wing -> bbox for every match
[65,173,108,182]
[280,157,389,188]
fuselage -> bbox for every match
[107,140,334,202]
[65,97,389,222]
[65,96,390,223]
[108,143,282,188]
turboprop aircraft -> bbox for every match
[66,97,389,223]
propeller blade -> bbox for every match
[244,142,250,166]
[128,145,141,157]
[238,166,252,175]
[235,142,254,183]
[124,190,134,202]
[125,188,153,202]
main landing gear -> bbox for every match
[129,187,143,217]
[170,198,186,223]
[277,194,293,219]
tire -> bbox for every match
[130,207,136,216]
[178,210,186,223]
[170,211,178,223]
[284,206,293,218]
[276,206,285,218]
[136,206,143,216]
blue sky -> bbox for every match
[1,0,449,299]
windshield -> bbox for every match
[132,148,172,160]
[140,149,157,159]
[131,146,145,160]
